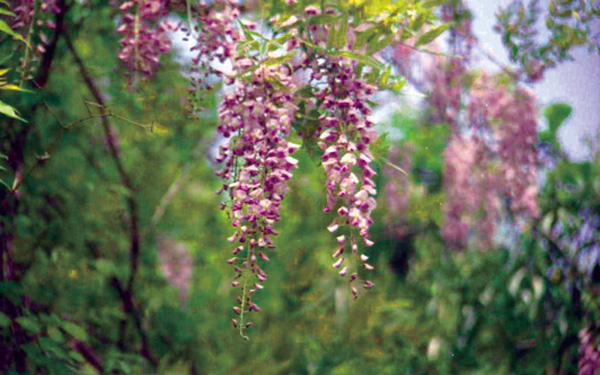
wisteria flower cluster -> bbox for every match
[198,3,383,331]
[314,56,377,295]
[427,57,465,126]
[189,0,241,90]
[157,237,193,303]
[215,59,300,336]
[469,74,539,217]
[441,73,539,249]
[442,136,500,249]
[117,0,176,76]
[579,327,600,375]
[300,11,377,297]
[9,0,62,58]
[110,0,446,334]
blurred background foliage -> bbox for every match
[1,0,599,374]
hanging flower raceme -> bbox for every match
[216,58,300,337]
[469,74,540,219]
[313,60,377,296]
[8,0,64,64]
[116,0,176,76]
[298,7,377,298]
[156,237,193,303]
[10,0,35,31]
[441,73,539,249]
[579,327,600,375]
[427,57,465,125]
[189,0,241,90]
[442,136,500,249]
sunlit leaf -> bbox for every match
[328,50,384,70]
[264,51,296,66]
[544,103,572,134]
[0,19,30,47]
[415,24,451,47]
[15,316,41,334]
[0,84,33,93]
[0,8,15,17]
[63,321,89,342]
[0,99,27,122]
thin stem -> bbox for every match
[382,157,408,176]
[397,42,468,59]
[19,0,38,87]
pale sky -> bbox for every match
[468,0,600,161]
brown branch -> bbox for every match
[64,34,133,191]
[110,277,159,367]
[73,340,105,374]
[34,0,68,88]
[64,32,157,368]
[64,31,141,289]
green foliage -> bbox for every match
[0,1,598,375]
[539,102,572,147]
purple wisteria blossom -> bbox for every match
[9,0,63,57]
[216,60,300,331]
[116,0,177,76]
[441,73,540,249]
[190,0,241,90]
[579,327,600,375]
[304,11,376,297]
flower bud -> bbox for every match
[333,257,344,268]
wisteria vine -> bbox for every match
[105,0,520,335]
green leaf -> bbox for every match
[47,326,65,343]
[0,178,11,190]
[15,316,42,334]
[371,132,391,162]
[327,23,336,50]
[328,50,384,70]
[0,281,23,302]
[62,321,88,342]
[237,20,258,41]
[69,350,85,363]
[366,32,394,56]
[379,65,391,86]
[39,337,69,360]
[0,99,27,122]
[366,67,380,84]
[411,13,426,32]
[263,51,296,67]
[0,8,15,17]
[544,103,572,134]
[307,14,339,26]
[0,84,34,93]
[0,311,11,328]
[421,0,446,7]
[0,19,29,47]
[336,13,348,49]
[0,52,13,65]
[415,24,451,47]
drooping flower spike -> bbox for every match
[301,8,377,297]
[117,0,177,76]
[216,54,300,337]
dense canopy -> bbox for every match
[0,0,599,374]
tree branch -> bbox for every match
[64,32,157,368]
